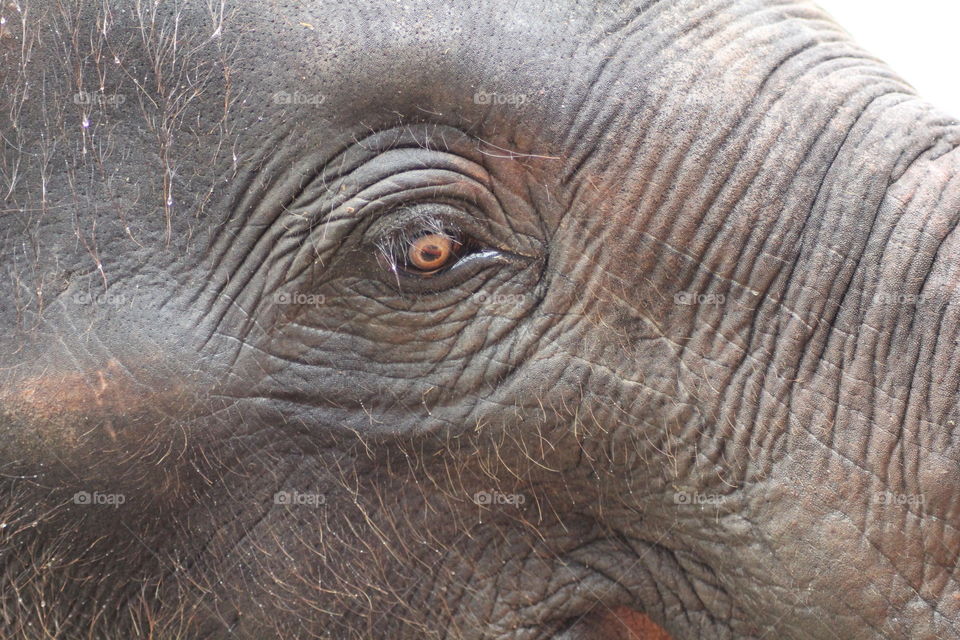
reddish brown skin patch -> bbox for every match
[0,355,191,462]
[566,607,672,639]
[608,607,673,639]
[13,359,143,421]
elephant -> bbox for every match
[1,0,959,638]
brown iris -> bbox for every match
[407,232,461,273]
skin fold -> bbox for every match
[0,0,958,638]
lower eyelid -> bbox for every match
[458,249,501,263]
[395,248,502,279]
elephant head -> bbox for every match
[1,0,958,638]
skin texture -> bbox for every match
[1,0,959,638]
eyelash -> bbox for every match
[375,216,475,276]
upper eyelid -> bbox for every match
[369,205,469,253]
[377,224,466,265]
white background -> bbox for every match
[815,0,960,117]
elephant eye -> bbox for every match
[378,224,478,278]
[406,232,462,273]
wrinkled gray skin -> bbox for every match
[1,0,959,638]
